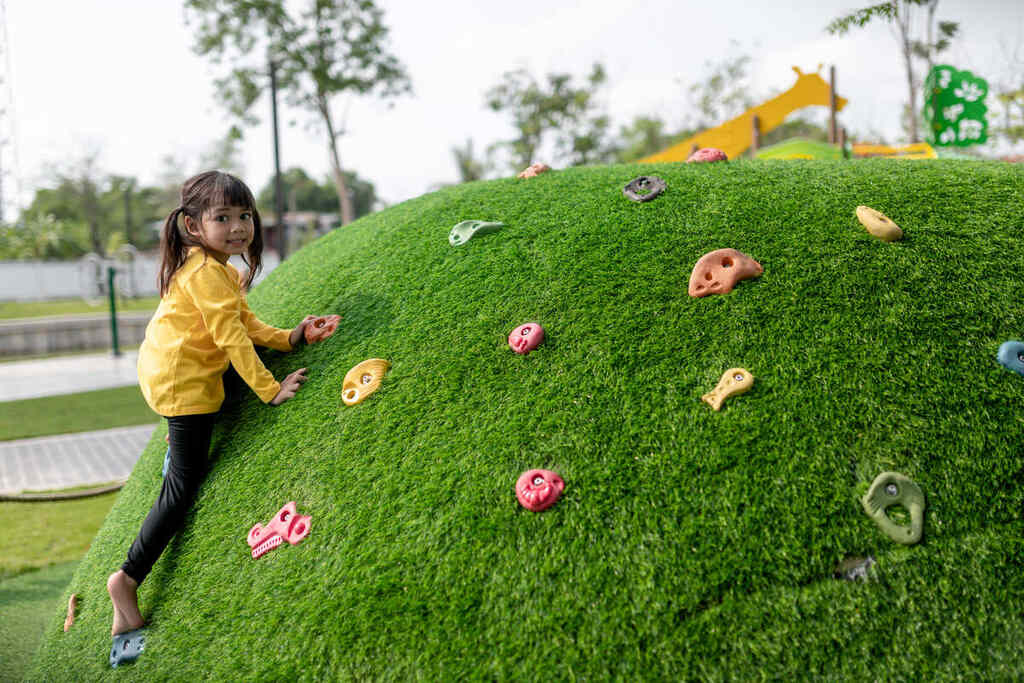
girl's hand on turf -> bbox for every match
[289,315,318,348]
[270,368,309,406]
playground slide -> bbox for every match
[641,66,847,163]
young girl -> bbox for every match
[107,170,316,640]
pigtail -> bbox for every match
[157,207,189,297]
[240,207,264,292]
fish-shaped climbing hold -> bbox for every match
[688,248,763,298]
[449,220,504,246]
[516,469,565,512]
[861,472,925,545]
[341,358,391,406]
[997,341,1024,377]
[509,322,545,354]
[701,368,753,411]
[855,205,903,242]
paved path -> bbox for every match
[0,424,158,494]
[0,351,140,402]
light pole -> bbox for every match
[269,56,287,260]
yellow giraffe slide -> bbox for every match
[641,66,847,163]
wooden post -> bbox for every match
[751,115,761,154]
[839,127,848,159]
[829,65,837,144]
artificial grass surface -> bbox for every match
[30,160,1024,680]
[0,386,155,441]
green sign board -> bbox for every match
[923,65,988,146]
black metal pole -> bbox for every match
[107,266,121,357]
[270,58,287,260]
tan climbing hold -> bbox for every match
[64,593,77,632]
[341,358,391,406]
[517,162,550,179]
[688,248,763,298]
[702,368,754,411]
[855,206,903,242]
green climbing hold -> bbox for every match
[861,472,925,545]
[448,220,504,246]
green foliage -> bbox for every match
[0,215,87,260]
[185,0,411,224]
[255,167,376,219]
[451,138,490,183]
[684,44,757,131]
[486,62,615,171]
[28,161,1024,680]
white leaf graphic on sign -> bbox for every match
[954,82,983,102]
[943,103,964,121]
[958,118,983,140]
[939,127,957,144]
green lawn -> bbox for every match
[0,561,79,683]
[0,297,160,320]
[28,160,1024,680]
[0,386,156,441]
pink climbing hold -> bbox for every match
[247,501,312,559]
[509,322,545,354]
[688,248,763,298]
[516,469,565,512]
[517,162,550,179]
[686,147,728,163]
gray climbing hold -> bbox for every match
[861,472,925,545]
[623,176,666,202]
[997,341,1024,377]
[449,220,504,246]
[110,628,146,668]
[834,555,876,581]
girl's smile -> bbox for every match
[185,204,254,263]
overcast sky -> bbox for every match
[3,0,1023,218]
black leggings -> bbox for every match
[121,412,218,585]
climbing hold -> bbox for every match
[996,341,1024,377]
[623,175,666,202]
[64,593,77,632]
[517,162,550,178]
[861,472,925,545]
[855,205,903,242]
[449,220,504,246]
[341,358,391,406]
[247,501,312,559]
[304,315,342,344]
[701,367,753,411]
[688,248,763,298]
[109,628,146,668]
[834,555,875,581]
[687,147,728,163]
[509,322,545,354]
[516,469,565,512]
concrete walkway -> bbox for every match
[0,350,140,402]
[0,424,158,494]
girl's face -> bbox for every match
[185,204,254,264]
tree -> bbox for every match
[255,167,377,219]
[614,116,694,163]
[451,138,489,183]
[683,45,758,132]
[485,63,615,172]
[826,0,958,143]
[185,0,411,226]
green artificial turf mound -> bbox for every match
[31,161,1024,680]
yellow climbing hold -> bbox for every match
[341,358,391,406]
[855,206,903,242]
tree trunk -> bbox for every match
[895,2,920,143]
[317,94,354,225]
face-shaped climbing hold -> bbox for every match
[701,367,753,411]
[304,315,341,344]
[517,162,550,179]
[997,341,1024,377]
[688,248,763,298]
[623,175,666,202]
[516,469,565,511]
[855,205,903,242]
[448,220,505,246]
[509,322,545,354]
[860,472,925,545]
[341,358,391,406]
[687,147,728,163]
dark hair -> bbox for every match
[158,170,264,296]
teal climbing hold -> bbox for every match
[449,220,504,246]
[861,472,925,545]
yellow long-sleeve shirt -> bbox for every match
[137,247,292,416]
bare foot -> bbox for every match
[107,570,144,635]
